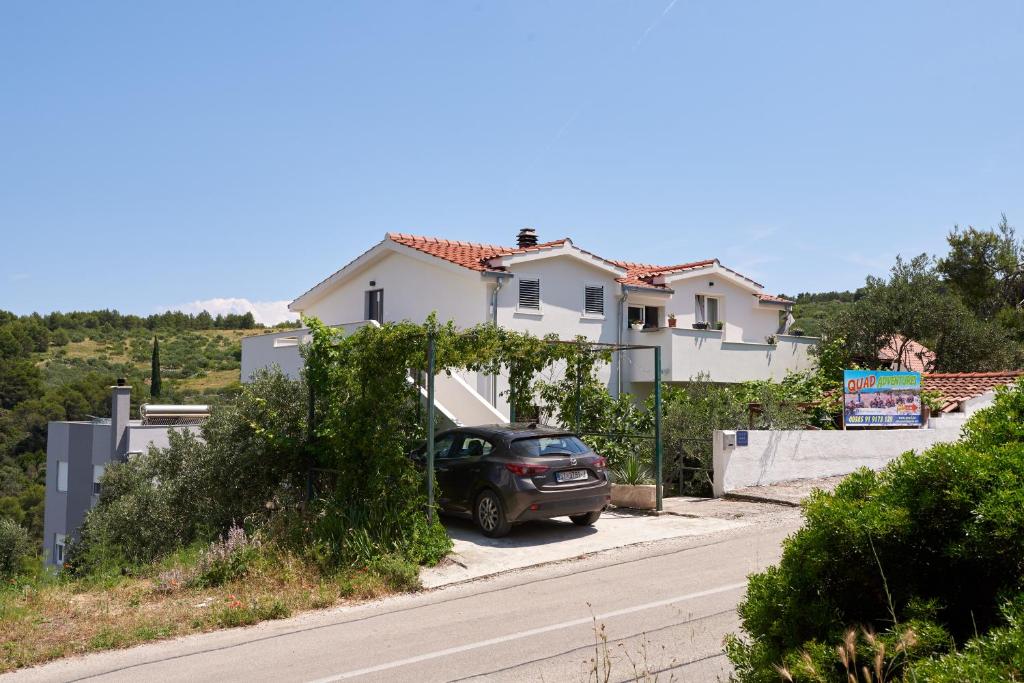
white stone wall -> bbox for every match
[712,413,974,497]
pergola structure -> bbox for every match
[424,336,665,516]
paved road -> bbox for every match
[8,520,799,683]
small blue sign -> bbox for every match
[737,430,748,447]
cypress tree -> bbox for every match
[150,337,161,398]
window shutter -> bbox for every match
[584,285,604,316]
[518,279,541,310]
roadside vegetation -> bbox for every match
[726,378,1024,681]
[0,366,428,672]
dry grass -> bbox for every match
[176,369,242,392]
[0,552,400,673]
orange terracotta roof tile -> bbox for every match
[387,233,569,271]
[382,233,759,291]
[923,371,1024,412]
[879,336,936,373]
[758,293,794,305]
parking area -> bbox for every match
[420,505,758,588]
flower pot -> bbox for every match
[667,318,677,328]
[630,324,643,331]
[610,483,657,510]
[692,322,709,330]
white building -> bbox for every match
[242,229,817,425]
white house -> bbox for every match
[242,228,817,425]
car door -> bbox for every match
[437,433,492,512]
[427,433,457,508]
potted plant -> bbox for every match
[610,455,656,510]
[790,327,806,337]
[765,334,778,345]
[667,313,677,328]
[630,321,644,331]
[713,321,724,331]
[692,321,709,330]
[921,389,944,426]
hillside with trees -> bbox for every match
[789,215,1024,372]
[0,309,295,543]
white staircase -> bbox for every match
[413,371,508,427]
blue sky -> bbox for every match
[3,1,1023,323]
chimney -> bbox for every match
[516,227,538,249]
[110,380,131,462]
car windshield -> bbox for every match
[510,435,590,457]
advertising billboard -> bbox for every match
[843,370,923,428]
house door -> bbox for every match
[366,289,384,323]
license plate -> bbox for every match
[556,469,588,482]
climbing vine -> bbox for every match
[302,316,641,565]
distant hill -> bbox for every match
[785,290,861,337]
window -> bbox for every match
[695,295,721,326]
[510,435,590,457]
[273,336,299,348]
[56,461,68,493]
[92,464,105,496]
[452,435,494,458]
[627,306,661,329]
[706,297,719,325]
[366,289,384,323]
[518,278,541,311]
[644,306,660,329]
[431,434,457,459]
[584,285,604,316]
[54,534,66,565]
[627,306,644,327]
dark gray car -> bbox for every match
[412,424,611,537]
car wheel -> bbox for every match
[570,510,602,526]
[475,490,511,538]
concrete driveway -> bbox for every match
[421,507,749,588]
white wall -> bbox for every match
[299,249,489,329]
[494,255,625,411]
[712,415,969,496]
[240,322,375,382]
[497,255,622,344]
[665,275,782,343]
[241,329,311,381]
[628,329,816,384]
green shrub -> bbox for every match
[0,518,33,579]
[610,454,653,485]
[905,595,1024,682]
[728,379,1024,681]
[190,525,260,588]
[70,368,307,571]
[367,554,421,591]
[311,498,450,569]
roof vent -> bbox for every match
[516,228,538,249]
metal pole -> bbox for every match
[654,345,663,512]
[305,384,315,506]
[574,354,582,431]
[509,363,516,424]
[426,334,436,524]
